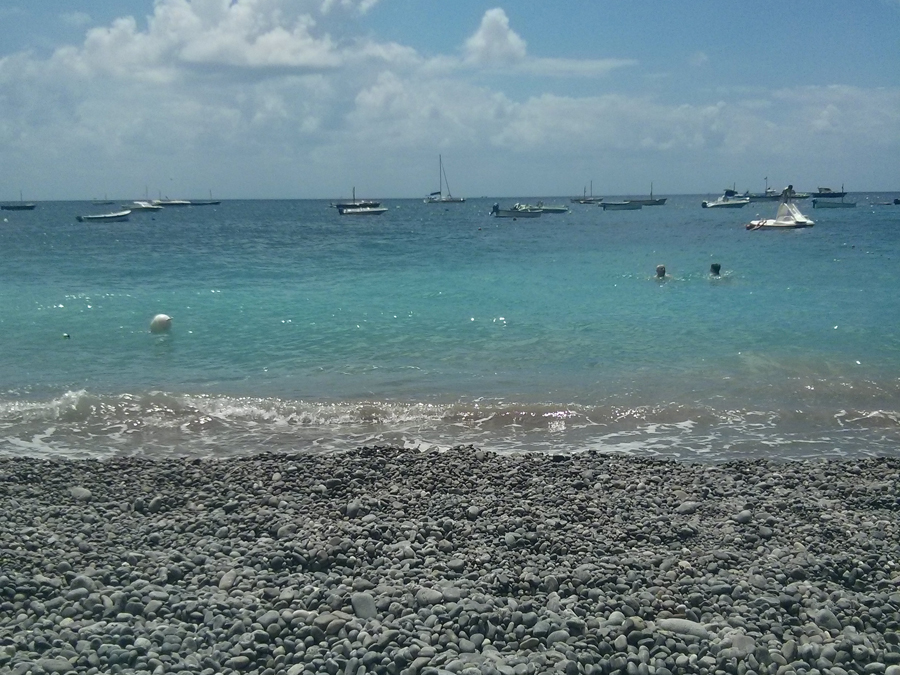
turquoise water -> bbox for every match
[2,195,899,459]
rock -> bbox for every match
[351,592,377,619]
[657,618,710,640]
[38,658,75,673]
[218,569,238,590]
[68,487,92,502]
[415,587,444,606]
[814,608,842,631]
[676,501,701,514]
[733,510,753,524]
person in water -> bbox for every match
[656,264,666,278]
[710,263,721,276]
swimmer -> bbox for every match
[710,263,721,276]
[656,264,666,279]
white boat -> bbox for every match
[152,198,192,207]
[331,187,380,210]
[337,205,388,216]
[746,196,813,230]
[810,185,847,199]
[812,197,855,209]
[76,209,132,223]
[601,201,642,211]
[1,191,36,211]
[627,183,667,206]
[490,203,542,218]
[702,188,750,208]
[424,155,465,203]
[127,200,163,211]
[535,201,569,214]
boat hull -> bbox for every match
[1,203,36,211]
[702,199,749,208]
[812,199,855,209]
[76,210,132,223]
[337,206,388,216]
[602,202,642,210]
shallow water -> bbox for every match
[2,194,899,459]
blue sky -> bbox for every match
[1,0,898,199]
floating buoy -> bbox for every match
[150,314,172,333]
[63,333,70,339]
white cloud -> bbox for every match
[689,51,708,67]
[0,1,898,197]
[464,8,527,66]
[60,12,93,28]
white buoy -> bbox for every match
[150,314,172,333]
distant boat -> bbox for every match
[76,209,132,223]
[127,200,163,211]
[702,188,750,209]
[152,198,192,207]
[742,178,781,202]
[1,191,36,211]
[331,187,380,210]
[92,195,114,205]
[627,183,667,206]
[810,185,847,199]
[812,197,856,209]
[535,201,569,214]
[571,181,602,204]
[601,201,642,211]
[746,194,813,230]
[490,203,542,218]
[424,155,465,203]
[336,205,388,216]
[190,190,221,206]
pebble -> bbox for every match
[0,448,897,674]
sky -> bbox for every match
[1,0,899,200]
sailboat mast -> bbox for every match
[439,155,443,196]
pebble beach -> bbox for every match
[1,447,899,675]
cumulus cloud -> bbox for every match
[461,8,634,77]
[0,1,897,197]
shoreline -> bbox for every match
[1,447,899,674]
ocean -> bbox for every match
[2,194,899,461]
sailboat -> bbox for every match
[1,190,36,211]
[571,181,602,204]
[424,155,465,203]
[628,183,667,206]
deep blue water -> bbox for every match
[2,194,900,459]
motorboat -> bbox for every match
[601,201,642,210]
[746,198,813,230]
[810,186,847,199]
[152,199,192,207]
[627,183,666,206]
[76,209,132,223]
[331,187,380,210]
[337,205,388,216]
[535,201,569,214]
[702,188,750,208]
[424,155,465,203]
[127,200,163,211]
[490,203,542,218]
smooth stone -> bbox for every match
[815,608,842,631]
[676,501,701,514]
[38,658,75,673]
[657,618,710,640]
[351,592,377,619]
[415,588,444,606]
[68,487,92,501]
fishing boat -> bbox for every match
[601,201,642,211]
[812,194,855,208]
[331,187,381,210]
[746,195,813,230]
[424,155,465,203]
[571,181,602,204]
[702,188,750,209]
[627,183,666,206]
[490,203,542,218]
[76,209,132,223]
[535,201,569,214]
[742,178,781,202]
[810,185,847,199]
[1,191,36,211]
